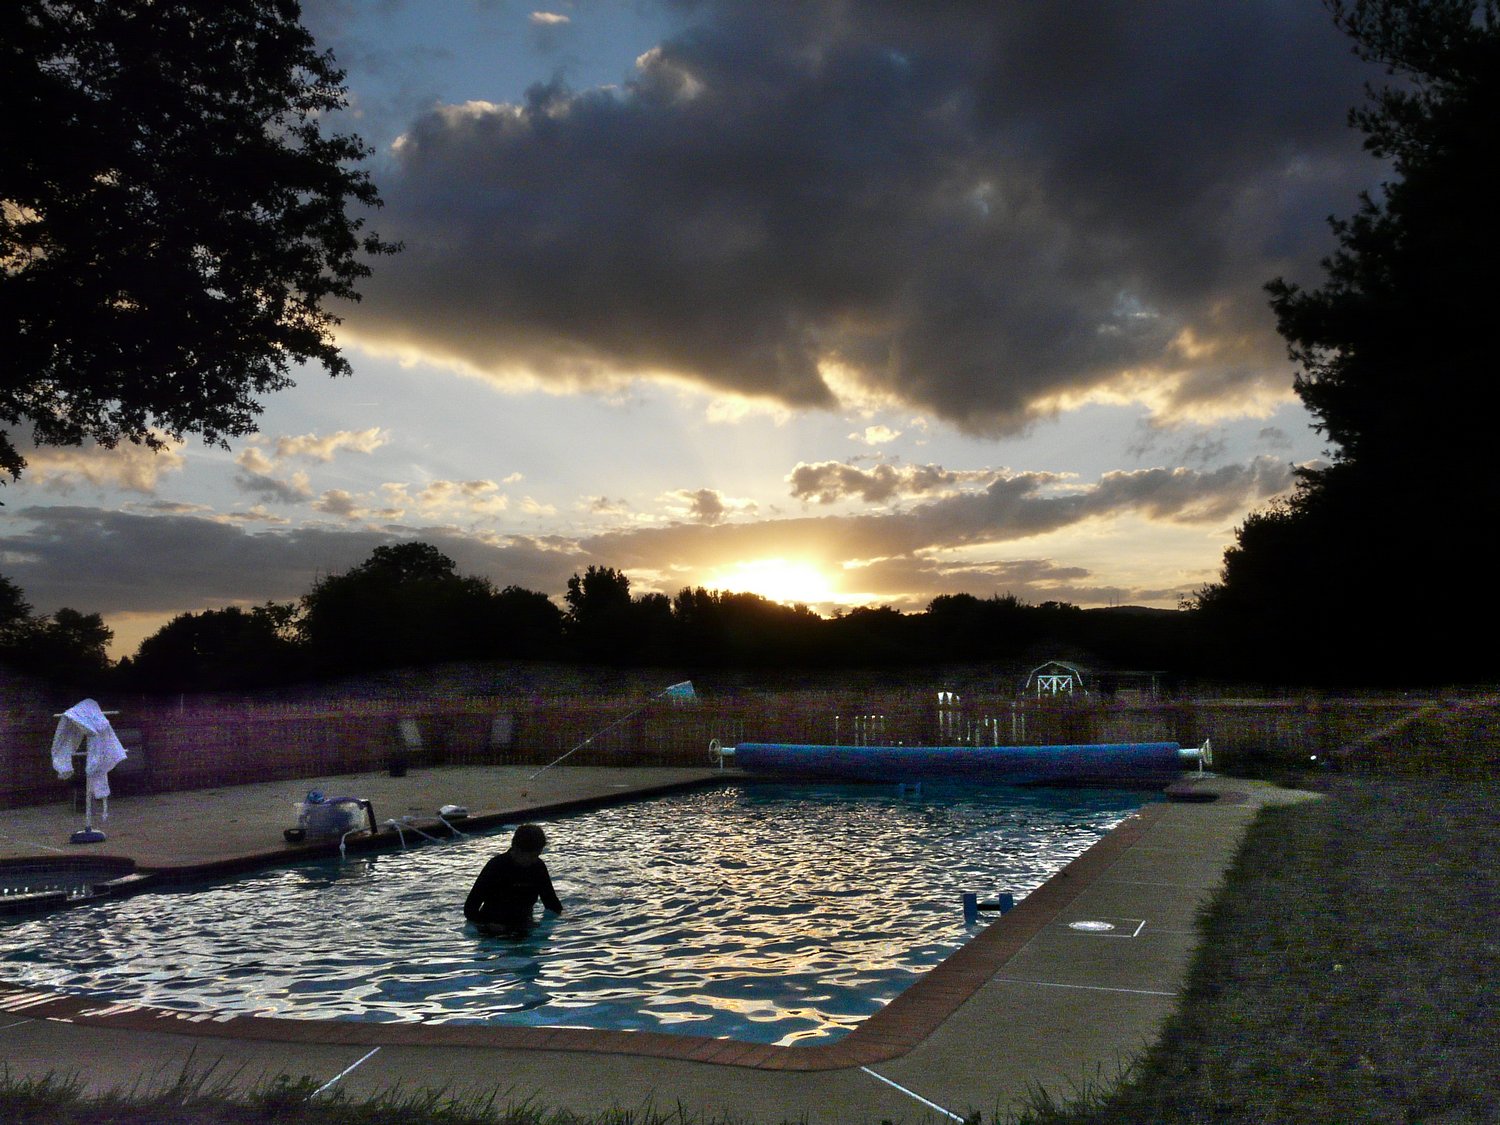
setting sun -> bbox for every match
[713,559,836,606]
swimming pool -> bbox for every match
[0,781,1148,1045]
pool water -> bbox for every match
[0,782,1146,1045]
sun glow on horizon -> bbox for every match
[711,558,837,606]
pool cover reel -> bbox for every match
[730,741,1208,783]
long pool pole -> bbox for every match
[527,683,683,780]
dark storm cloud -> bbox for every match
[1089,460,1294,523]
[680,488,727,523]
[841,555,1106,608]
[1,507,576,616]
[234,471,314,504]
[788,461,1001,504]
[349,0,1377,430]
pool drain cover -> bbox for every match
[1063,916,1146,936]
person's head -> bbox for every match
[510,823,546,858]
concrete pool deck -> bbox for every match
[1,766,1316,1123]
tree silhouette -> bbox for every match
[0,574,31,648]
[127,603,301,692]
[299,544,503,674]
[492,585,565,659]
[348,543,461,585]
[0,573,115,684]
[563,566,637,662]
[671,587,826,665]
[0,0,397,482]
[26,608,113,686]
[1195,0,1500,682]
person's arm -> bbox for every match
[464,860,495,922]
[537,862,563,915]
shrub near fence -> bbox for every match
[0,672,1461,809]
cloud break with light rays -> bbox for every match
[0,448,1297,657]
[581,456,1297,586]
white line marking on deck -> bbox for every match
[992,977,1177,997]
[311,1047,381,1097]
[1,1018,33,1031]
[860,1066,965,1122]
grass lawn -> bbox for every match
[1013,773,1498,1125]
[4,772,1495,1124]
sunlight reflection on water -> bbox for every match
[1,781,1145,1043]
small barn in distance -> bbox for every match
[1023,660,1173,701]
[1024,660,1088,697]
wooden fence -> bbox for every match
[0,669,1458,808]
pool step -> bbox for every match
[0,871,153,917]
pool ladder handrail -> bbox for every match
[962,891,1015,924]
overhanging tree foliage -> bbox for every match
[0,0,398,481]
[1195,0,1500,682]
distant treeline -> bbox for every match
[3,542,1207,694]
[5,540,1486,694]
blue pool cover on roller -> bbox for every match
[733,741,1193,783]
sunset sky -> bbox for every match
[1,1,1384,658]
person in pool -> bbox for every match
[464,823,563,937]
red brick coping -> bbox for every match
[0,800,1175,1071]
